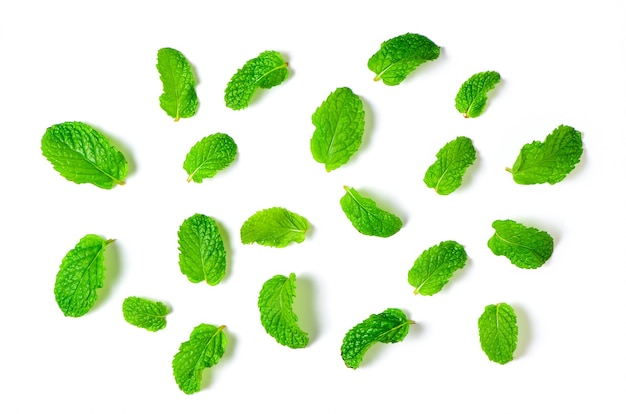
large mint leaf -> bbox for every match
[156,47,198,121]
[178,213,227,285]
[478,303,518,364]
[488,219,554,269]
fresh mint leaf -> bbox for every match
[341,308,413,369]
[240,207,310,248]
[224,50,289,110]
[340,186,402,237]
[178,214,227,285]
[156,47,198,121]
[310,87,365,172]
[172,323,227,394]
[423,136,476,195]
[41,121,128,189]
[408,240,467,295]
[368,33,440,86]
[258,273,309,349]
[507,125,583,185]
[54,234,114,317]
[455,71,501,118]
[478,303,518,364]
[488,219,554,269]
[122,296,169,332]
[183,133,237,183]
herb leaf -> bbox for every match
[41,121,128,189]
[240,207,310,248]
[488,219,554,269]
[54,234,114,317]
[156,48,198,121]
[340,186,402,237]
[224,50,289,110]
[172,323,227,394]
[408,240,467,295]
[368,33,440,86]
[310,87,365,172]
[478,303,518,364]
[122,296,169,332]
[341,308,412,369]
[423,136,477,195]
[258,273,309,349]
[507,125,583,185]
[455,71,501,118]
[178,214,227,285]
[183,133,238,183]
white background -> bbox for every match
[1,1,625,412]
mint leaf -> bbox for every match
[172,323,227,394]
[368,33,440,86]
[240,207,310,247]
[455,71,501,118]
[507,125,583,185]
[340,186,402,237]
[178,214,227,285]
[310,87,365,172]
[258,273,309,349]
[488,219,554,269]
[54,235,114,317]
[183,133,238,183]
[41,121,128,189]
[478,303,518,364]
[224,50,289,110]
[408,240,467,295]
[122,296,169,332]
[156,47,198,121]
[341,308,413,369]
[423,136,476,195]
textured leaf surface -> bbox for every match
[122,296,169,332]
[224,50,288,110]
[488,219,554,269]
[172,324,227,394]
[508,125,583,184]
[455,71,501,118]
[341,308,412,369]
[478,303,518,364]
[240,207,310,247]
[408,240,467,295]
[178,214,227,285]
[368,33,440,86]
[258,273,309,349]
[54,235,113,317]
[156,47,198,121]
[340,186,402,237]
[310,87,365,171]
[423,136,476,195]
[41,121,128,189]
[183,133,237,183]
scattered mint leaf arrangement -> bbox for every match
[178,213,227,285]
[240,207,310,247]
[478,302,518,364]
[423,136,477,195]
[340,186,402,237]
[122,296,169,332]
[408,240,467,295]
[183,132,238,183]
[455,71,501,118]
[156,47,199,121]
[488,219,554,269]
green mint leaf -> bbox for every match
[122,296,169,332]
[54,235,114,317]
[178,214,227,285]
[340,186,402,237]
[478,303,518,364]
[455,71,501,118]
[41,121,128,189]
[488,219,554,269]
[423,136,477,195]
[172,323,227,394]
[156,47,198,121]
[341,308,413,369]
[224,50,289,110]
[408,240,467,296]
[183,133,238,183]
[258,273,309,349]
[368,33,440,86]
[310,87,365,172]
[507,125,583,185]
[240,207,310,248]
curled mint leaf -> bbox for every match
[122,296,169,332]
[488,219,554,269]
[455,71,501,118]
[240,207,310,248]
[178,213,227,285]
[478,302,518,364]
[156,47,198,121]
[340,186,402,237]
[408,240,467,296]
[423,136,476,195]
[183,133,238,183]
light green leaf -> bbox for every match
[478,303,518,364]
[310,87,365,172]
[178,214,227,285]
[455,71,501,118]
[156,47,198,121]
[122,296,169,332]
[183,133,238,183]
[423,136,476,195]
[258,273,309,349]
[408,240,467,295]
[488,219,554,269]
[240,207,310,248]
[41,121,128,189]
[340,186,402,237]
